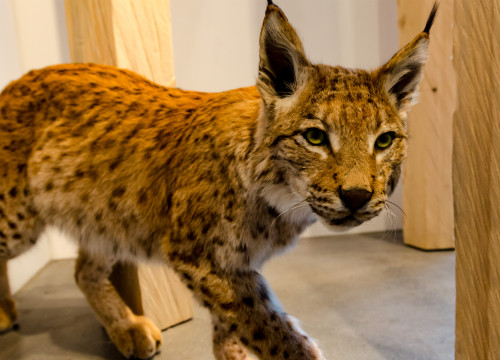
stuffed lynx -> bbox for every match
[0,1,437,359]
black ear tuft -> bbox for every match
[378,2,438,117]
[423,2,439,34]
[257,6,309,100]
[267,0,274,6]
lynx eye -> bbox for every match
[375,132,395,150]
[304,128,327,146]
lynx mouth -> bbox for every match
[326,215,364,227]
[325,208,383,228]
[309,204,362,227]
[309,203,380,228]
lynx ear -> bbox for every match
[378,3,438,118]
[257,3,310,101]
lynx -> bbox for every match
[0,1,437,359]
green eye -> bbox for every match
[375,132,395,150]
[304,128,327,146]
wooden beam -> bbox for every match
[65,0,192,330]
[453,0,500,358]
[65,0,176,87]
[397,0,456,249]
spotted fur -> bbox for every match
[0,2,436,359]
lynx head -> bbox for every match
[256,1,437,228]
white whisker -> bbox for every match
[271,199,309,227]
[382,205,399,243]
[386,200,407,218]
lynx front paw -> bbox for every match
[214,337,254,360]
[108,315,162,359]
[0,297,17,332]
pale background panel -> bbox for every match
[1,0,402,291]
[0,0,23,86]
[11,0,70,71]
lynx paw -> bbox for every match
[0,297,17,332]
[214,338,252,360]
[108,315,162,359]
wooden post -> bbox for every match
[65,0,176,87]
[397,0,456,250]
[65,0,193,330]
[453,0,500,358]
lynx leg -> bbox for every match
[74,250,162,359]
[0,260,17,332]
[213,315,254,360]
[0,180,42,333]
[177,263,324,360]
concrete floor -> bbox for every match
[0,231,455,360]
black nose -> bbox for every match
[339,188,373,212]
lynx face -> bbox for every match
[257,4,433,229]
[265,68,407,228]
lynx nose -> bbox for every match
[339,187,373,212]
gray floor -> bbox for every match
[0,231,455,360]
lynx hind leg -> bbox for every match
[74,250,162,359]
[0,166,43,332]
[0,260,17,332]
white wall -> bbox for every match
[169,0,262,92]
[2,0,402,292]
[170,0,400,89]
[0,0,23,87]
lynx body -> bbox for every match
[0,2,436,359]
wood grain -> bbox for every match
[397,0,456,249]
[453,0,500,358]
[65,0,175,87]
[65,0,192,330]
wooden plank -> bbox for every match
[397,0,456,249]
[65,0,175,87]
[109,263,194,329]
[137,263,194,328]
[453,0,500,358]
[65,0,192,330]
